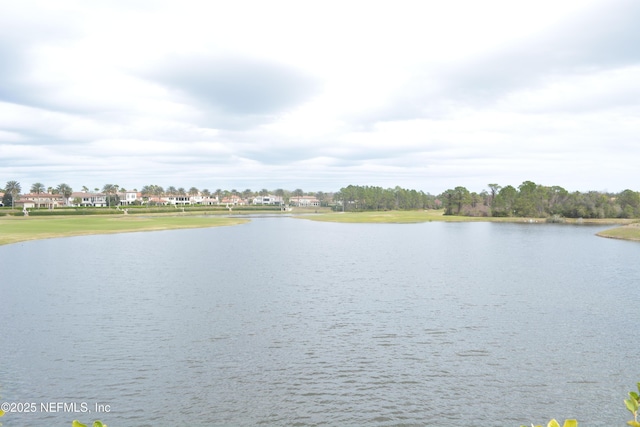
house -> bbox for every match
[69,192,107,207]
[289,196,320,207]
[19,193,64,209]
[200,197,219,205]
[118,191,142,205]
[165,196,191,205]
[220,195,245,205]
[253,195,283,205]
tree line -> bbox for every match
[3,179,640,219]
[439,181,640,219]
[333,185,436,211]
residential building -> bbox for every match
[289,196,320,207]
[69,192,107,207]
[252,195,283,205]
[19,193,64,209]
[220,195,245,205]
[118,191,142,205]
[165,196,191,205]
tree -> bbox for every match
[492,185,517,217]
[488,183,501,208]
[56,183,73,205]
[617,189,640,218]
[5,180,21,209]
[30,182,45,194]
[452,186,471,214]
[102,184,119,207]
[188,187,199,197]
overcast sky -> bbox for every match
[1,0,639,195]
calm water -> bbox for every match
[1,218,639,426]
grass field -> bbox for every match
[596,223,640,241]
[299,210,635,225]
[0,215,249,246]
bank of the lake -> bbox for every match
[596,223,640,241]
[300,209,633,225]
[0,215,249,246]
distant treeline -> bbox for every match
[440,181,640,218]
[335,182,640,219]
[334,185,437,211]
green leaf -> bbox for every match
[630,391,639,401]
[93,422,106,427]
[626,398,639,413]
[626,421,640,427]
[547,420,561,427]
[562,420,578,427]
[72,421,88,427]
[0,409,4,417]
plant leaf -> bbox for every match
[72,421,88,427]
[626,421,640,427]
[548,420,561,427]
[93,422,106,427]
[562,420,578,427]
[626,398,639,413]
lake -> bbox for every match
[1,218,639,426]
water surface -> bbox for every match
[1,219,639,426]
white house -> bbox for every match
[118,191,141,205]
[69,192,107,207]
[253,195,284,205]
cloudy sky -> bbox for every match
[1,0,639,195]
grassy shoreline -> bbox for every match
[299,210,640,242]
[0,215,250,246]
[299,209,634,224]
[1,210,637,246]
[595,223,640,241]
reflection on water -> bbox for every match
[1,219,639,426]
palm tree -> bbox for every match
[5,180,21,209]
[81,186,89,193]
[56,183,73,206]
[30,182,45,194]
[102,184,117,207]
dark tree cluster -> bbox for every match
[439,181,640,219]
[333,185,436,211]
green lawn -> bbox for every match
[299,210,635,226]
[596,224,640,241]
[0,215,249,246]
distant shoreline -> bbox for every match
[0,215,250,246]
[595,224,640,242]
[1,210,637,246]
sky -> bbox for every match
[0,0,639,195]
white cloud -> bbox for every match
[0,0,638,194]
